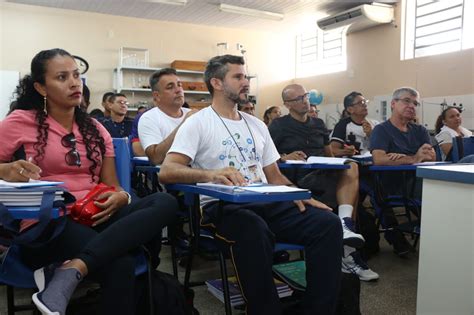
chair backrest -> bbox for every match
[451,136,474,162]
[112,137,132,193]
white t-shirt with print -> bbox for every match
[169,106,280,188]
[138,106,191,151]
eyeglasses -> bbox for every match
[115,100,130,105]
[61,133,81,167]
[351,99,369,106]
[284,93,310,103]
[395,98,420,107]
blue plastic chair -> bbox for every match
[367,167,421,248]
[451,136,474,162]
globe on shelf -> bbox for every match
[309,89,323,105]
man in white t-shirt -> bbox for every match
[330,91,379,156]
[138,68,197,165]
[160,55,344,315]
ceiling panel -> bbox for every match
[6,0,397,33]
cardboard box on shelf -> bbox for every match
[182,81,208,92]
[171,60,207,71]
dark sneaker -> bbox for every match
[341,217,365,249]
[392,230,411,257]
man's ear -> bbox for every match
[390,99,396,111]
[210,78,222,92]
[152,91,160,104]
[282,101,290,110]
[33,82,46,97]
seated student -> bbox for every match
[160,55,343,315]
[263,105,281,126]
[138,68,196,165]
[269,84,378,282]
[237,100,255,116]
[434,106,472,161]
[0,49,177,315]
[100,93,133,138]
[100,91,114,119]
[308,104,319,118]
[89,108,104,120]
[330,92,379,157]
[370,87,435,256]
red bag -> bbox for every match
[70,183,116,226]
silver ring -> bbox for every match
[108,214,112,218]
[19,168,25,175]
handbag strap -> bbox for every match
[0,190,67,247]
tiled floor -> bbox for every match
[0,238,418,315]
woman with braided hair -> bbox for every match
[0,48,177,315]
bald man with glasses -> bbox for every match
[268,84,381,281]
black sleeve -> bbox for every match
[268,119,282,151]
[330,120,347,144]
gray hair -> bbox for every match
[392,87,419,100]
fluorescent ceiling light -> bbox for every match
[219,4,284,21]
[146,0,187,6]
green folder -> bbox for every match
[272,261,307,291]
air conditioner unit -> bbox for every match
[317,3,394,33]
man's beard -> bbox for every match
[223,84,248,105]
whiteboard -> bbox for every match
[0,70,20,119]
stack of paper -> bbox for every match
[205,276,293,307]
[0,180,65,207]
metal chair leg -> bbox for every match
[6,285,14,315]
[219,252,232,315]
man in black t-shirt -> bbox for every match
[270,84,379,282]
[330,92,379,157]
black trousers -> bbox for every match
[21,192,177,315]
[204,201,343,315]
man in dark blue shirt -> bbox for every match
[100,93,133,138]
[369,87,435,256]
[270,84,379,282]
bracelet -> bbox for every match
[119,191,132,205]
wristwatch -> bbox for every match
[120,191,132,205]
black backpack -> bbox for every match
[135,270,199,315]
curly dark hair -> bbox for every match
[10,48,105,182]
[435,106,462,134]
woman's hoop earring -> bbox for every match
[43,96,48,115]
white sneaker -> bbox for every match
[341,217,365,249]
[342,250,379,282]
